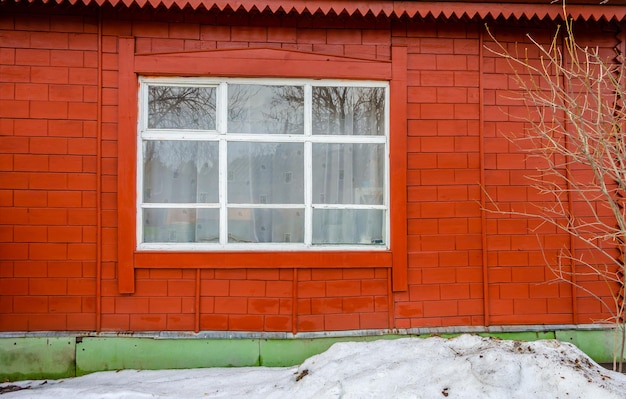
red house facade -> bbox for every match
[1,0,625,340]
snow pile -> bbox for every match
[2,334,625,399]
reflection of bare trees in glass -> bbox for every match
[312,87,385,135]
[148,86,216,130]
[228,85,304,134]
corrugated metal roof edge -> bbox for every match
[3,0,626,21]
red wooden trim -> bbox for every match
[478,30,490,325]
[390,45,408,292]
[195,268,201,333]
[95,10,104,330]
[117,37,138,294]
[292,268,298,335]
[117,44,397,291]
[134,251,393,269]
[30,0,626,23]
[134,47,392,80]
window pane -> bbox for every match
[312,209,385,245]
[143,208,219,243]
[312,143,384,205]
[312,86,385,135]
[148,86,216,130]
[228,142,304,204]
[228,85,304,134]
[228,208,304,243]
[143,141,219,203]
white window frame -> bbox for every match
[137,77,390,251]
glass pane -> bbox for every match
[228,142,303,204]
[228,85,304,134]
[148,86,216,130]
[312,209,385,245]
[312,143,384,205]
[143,208,219,243]
[228,208,304,243]
[143,141,219,204]
[312,86,385,135]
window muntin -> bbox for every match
[138,78,389,250]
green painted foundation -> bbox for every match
[0,329,622,382]
[0,337,76,381]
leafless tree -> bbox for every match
[484,5,626,371]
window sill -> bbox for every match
[134,250,393,269]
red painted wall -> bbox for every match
[0,3,620,332]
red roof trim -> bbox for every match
[5,0,626,21]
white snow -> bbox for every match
[2,334,625,398]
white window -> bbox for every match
[137,77,389,250]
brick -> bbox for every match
[245,269,280,281]
[359,312,388,329]
[230,280,265,297]
[435,55,467,70]
[29,277,67,295]
[440,284,470,300]
[13,119,47,136]
[48,120,83,137]
[67,243,95,260]
[200,314,228,330]
[29,173,68,189]
[49,50,84,67]
[422,267,456,284]
[265,281,291,297]
[30,66,69,84]
[115,297,149,313]
[324,313,359,330]
[100,314,130,330]
[214,296,247,314]
[0,100,29,118]
[47,261,83,277]
[29,243,67,260]
[29,314,67,330]
[423,300,458,317]
[67,313,96,330]
[0,65,30,83]
[265,315,291,331]
[166,314,194,330]
[13,189,44,206]
[326,280,361,297]
[248,298,279,314]
[342,297,374,312]
[214,269,246,279]
[395,302,423,318]
[298,281,326,297]
[12,261,48,278]
[69,33,97,50]
[14,225,47,242]
[200,279,229,296]
[409,285,440,301]
[229,314,264,331]
[296,314,324,331]
[49,85,83,102]
[49,296,82,313]
[30,137,68,154]
[0,83,14,100]
[361,279,387,295]
[130,315,166,330]
[15,49,50,66]
[0,277,28,294]
[149,297,182,313]
[14,154,48,172]
[14,85,47,104]
[311,297,342,314]
[68,102,96,120]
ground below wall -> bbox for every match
[0,329,621,382]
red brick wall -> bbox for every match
[0,5,99,330]
[0,3,619,332]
